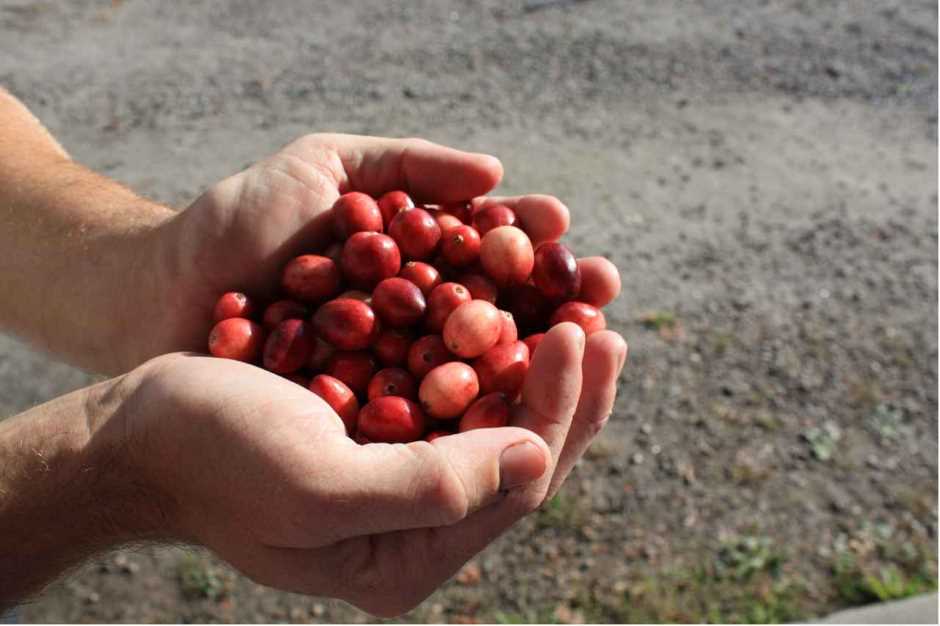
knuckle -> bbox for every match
[405,442,470,525]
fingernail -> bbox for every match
[499,442,547,490]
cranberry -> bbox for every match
[388,208,442,261]
[440,200,473,224]
[371,277,427,327]
[213,292,255,322]
[502,283,551,331]
[309,374,359,435]
[367,367,418,401]
[425,282,472,333]
[377,190,414,228]
[407,335,452,379]
[458,273,498,304]
[398,261,442,296]
[443,300,502,358]
[339,290,371,302]
[472,341,530,396]
[498,310,518,344]
[312,298,380,350]
[262,299,309,331]
[522,333,546,356]
[263,319,314,374]
[358,396,426,443]
[341,232,401,289]
[332,192,383,240]
[440,224,481,267]
[532,242,582,301]
[326,350,377,396]
[307,337,335,371]
[425,430,451,442]
[473,203,517,235]
[281,255,341,303]
[480,225,534,287]
[373,328,413,367]
[549,302,606,335]
[459,392,512,432]
[433,211,463,233]
[419,362,480,419]
[208,318,264,362]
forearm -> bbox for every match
[0,377,167,609]
[0,88,175,372]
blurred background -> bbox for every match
[1,0,936,622]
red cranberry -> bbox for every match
[419,362,480,419]
[262,300,309,331]
[326,350,377,396]
[377,190,414,228]
[440,224,481,267]
[373,329,413,367]
[443,300,502,358]
[407,335,452,379]
[473,341,530,396]
[367,367,418,401]
[503,284,551,331]
[440,201,473,224]
[388,208,442,261]
[312,298,381,350]
[358,396,426,443]
[459,392,512,432]
[213,292,255,322]
[341,232,401,289]
[473,203,517,235]
[307,337,335,371]
[522,333,546,356]
[549,302,606,335]
[371,277,427,327]
[498,310,518,344]
[399,261,442,296]
[208,318,265,362]
[332,192,383,240]
[425,430,451,442]
[281,255,341,303]
[263,319,314,374]
[433,211,463,233]
[425,282,471,333]
[458,273,498,304]
[480,226,534,287]
[309,375,360,435]
[532,242,582,301]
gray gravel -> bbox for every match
[1,0,936,622]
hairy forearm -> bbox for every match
[0,377,167,609]
[0,88,175,373]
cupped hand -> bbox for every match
[119,320,625,616]
[137,133,621,369]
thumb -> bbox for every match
[327,427,549,539]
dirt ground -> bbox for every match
[1,0,937,622]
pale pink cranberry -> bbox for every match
[498,310,518,344]
[440,224,481,267]
[459,392,512,432]
[208,318,264,362]
[419,362,480,419]
[458,273,498,304]
[443,300,502,358]
[398,261,442,296]
[367,367,418,401]
[312,298,381,350]
[371,277,427,327]
[309,374,360,435]
[532,242,582,301]
[407,335,452,379]
[341,232,401,289]
[433,211,463,233]
[332,192,383,240]
[263,319,314,374]
[473,203,517,235]
[213,292,255,322]
[388,208,442,260]
[372,329,413,367]
[326,350,377,396]
[472,341,530,396]
[549,302,606,335]
[281,255,341,303]
[480,225,534,287]
[358,397,426,443]
[262,300,309,331]
[425,282,472,333]
[377,190,414,229]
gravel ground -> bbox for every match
[1,0,937,622]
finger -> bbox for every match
[473,194,570,245]
[310,427,549,541]
[285,133,503,203]
[577,256,622,307]
[546,331,627,498]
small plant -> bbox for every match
[801,422,841,461]
[715,536,784,581]
[639,310,677,331]
[176,552,228,601]
[535,493,584,531]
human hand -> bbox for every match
[117,318,625,616]
[135,133,621,371]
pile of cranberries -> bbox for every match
[207,191,607,443]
